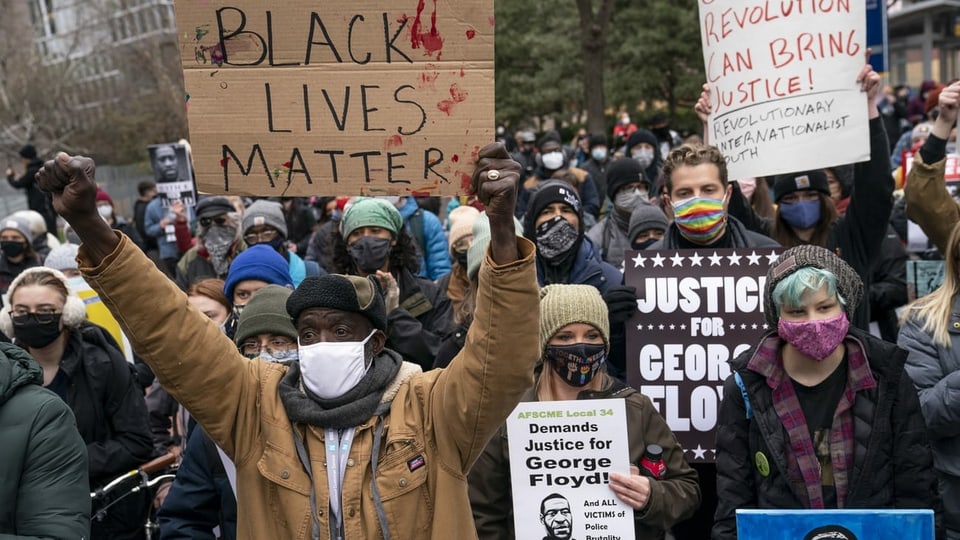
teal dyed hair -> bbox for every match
[771,266,846,316]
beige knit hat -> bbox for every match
[539,284,610,356]
[448,205,480,249]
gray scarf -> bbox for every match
[279,349,402,429]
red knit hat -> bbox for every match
[95,189,113,205]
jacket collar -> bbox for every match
[745,332,876,393]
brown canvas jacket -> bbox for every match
[904,152,958,254]
[80,233,540,540]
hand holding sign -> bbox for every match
[855,50,880,119]
[608,465,651,511]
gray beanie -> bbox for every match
[0,215,34,243]
[627,203,669,243]
[763,245,863,327]
[242,200,288,238]
[44,243,80,273]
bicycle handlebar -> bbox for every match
[140,451,178,475]
[90,451,179,499]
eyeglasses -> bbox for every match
[199,216,228,228]
[10,308,61,324]
[239,337,296,358]
[243,229,279,244]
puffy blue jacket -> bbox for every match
[397,197,451,281]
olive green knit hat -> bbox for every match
[539,284,610,356]
[235,285,297,345]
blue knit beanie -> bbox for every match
[223,244,293,300]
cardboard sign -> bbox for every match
[625,248,778,462]
[175,0,494,197]
[737,509,935,540]
[506,399,634,540]
[148,143,197,207]
[699,0,869,179]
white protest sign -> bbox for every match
[507,399,634,540]
[625,248,776,462]
[699,0,869,179]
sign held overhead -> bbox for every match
[175,0,495,196]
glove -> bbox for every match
[603,285,638,326]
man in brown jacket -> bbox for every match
[37,143,539,540]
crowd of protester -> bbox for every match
[0,64,957,540]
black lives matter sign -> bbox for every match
[625,248,778,462]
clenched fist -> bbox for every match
[36,152,119,264]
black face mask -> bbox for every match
[632,238,659,250]
[544,342,607,387]
[12,314,63,349]
[1,241,26,258]
[535,216,579,263]
[349,236,393,274]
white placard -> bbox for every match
[506,399,634,540]
[699,0,869,179]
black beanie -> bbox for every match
[772,170,830,202]
[18,145,37,160]
[605,158,649,199]
[588,134,608,149]
[287,274,387,331]
[763,244,863,327]
[523,180,583,239]
[625,129,658,154]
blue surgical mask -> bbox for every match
[591,147,608,161]
[779,199,821,229]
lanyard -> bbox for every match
[324,427,355,540]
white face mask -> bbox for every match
[541,151,565,170]
[97,205,114,219]
[614,188,648,210]
[632,149,654,169]
[298,330,376,399]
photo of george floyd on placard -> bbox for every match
[148,142,197,207]
[174,0,494,197]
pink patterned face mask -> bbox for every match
[777,312,849,361]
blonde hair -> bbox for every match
[901,222,960,347]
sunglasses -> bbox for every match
[199,216,228,227]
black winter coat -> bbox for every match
[59,323,155,540]
[6,157,57,233]
[59,323,154,486]
[388,268,454,371]
[713,327,941,540]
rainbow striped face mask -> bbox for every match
[672,196,726,244]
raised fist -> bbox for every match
[470,142,521,219]
[35,152,99,225]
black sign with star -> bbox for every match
[624,248,779,463]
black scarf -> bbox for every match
[278,349,402,429]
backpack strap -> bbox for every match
[406,209,427,259]
[734,371,752,420]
